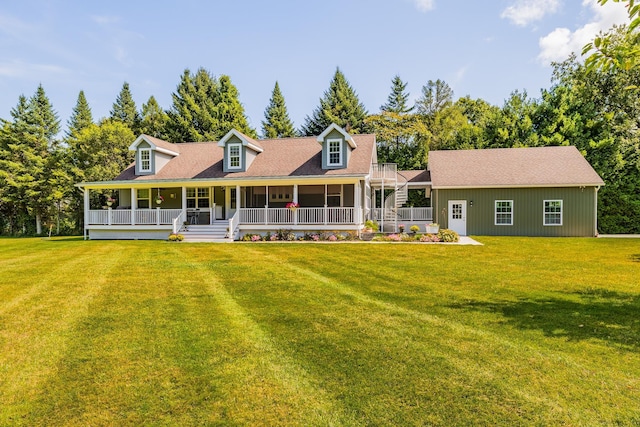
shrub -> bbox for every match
[419,233,440,242]
[364,220,379,232]
[168,233,184,242]
[437,228,459,242]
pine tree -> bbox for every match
[380,75,413,114]
[110,82,141,134]
[214,75,257,139]
[301,68,368,136]
[415,79,454,116]
[165,68,256,141]
[66,90,93,138]
[0,86,63,234]
[262,81,296,138]
[140,96,168,138]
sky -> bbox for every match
[0,0,631,137]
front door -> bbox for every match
[448,200,467,236]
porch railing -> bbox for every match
[370,207,433,222]
[371,163,398,180]
[239,207,356,225]
[88,208,183,226]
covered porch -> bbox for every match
[81,180,367,239]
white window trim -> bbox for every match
[495,200,513,226]
[139,148,151,173]
[327,138,342,166]
[228,143,242,170]
[543,199,563,226]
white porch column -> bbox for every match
[235,185,241,211]
[181,186,187,211]
[293,184,298,226]
[83,188,90,240]
[354,182,361,225]
[130,188,136,225]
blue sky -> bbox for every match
[0,0,630,136]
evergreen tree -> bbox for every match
[262,81,296,138]
[415,79,454,117]
[301,68,368,136]
[140,96,168,138]
[110,82,141,134]
[166,69,255,141]
[214,75,257,139]
[380,75,413,114]
[66,90,93,138]
[0,86,63,234]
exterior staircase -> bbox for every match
[382,171,409,231]
[179,223,230,242]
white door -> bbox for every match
[448,200,467,236]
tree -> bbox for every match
[583,1,639,71]
[415,79,454,116]
[0,86,63,234]
[365,112,428,169]
[110,82,141,134]
[67,120,135,229]
[262,81,296,138]
[140,96,168,138]
[380,75,413,114]
[214,75,257,139]
[165,68,256,141]
[301,68,368,136]
[66,90,93,138]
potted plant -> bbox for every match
[361,219,379,241]
[286,201,299,212]
[155,195,164,205]
[398,224,405,233]
[106,195,116,207]
[426,223,440,234]
[410,225,420,235]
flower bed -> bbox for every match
[239,228,459,243]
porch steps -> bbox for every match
[179,223,229,242]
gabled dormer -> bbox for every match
[129,135,180,176]
[218,129,264,173]
[317,123,357,170]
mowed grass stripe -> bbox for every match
[0,240,131,424]
[220,243,639,425]
[17,243,354,426]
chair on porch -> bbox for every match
[188,209,200,224]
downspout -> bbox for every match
[595,186,600,237]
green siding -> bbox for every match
[434,187,598,237]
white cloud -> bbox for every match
[501,0,560,26]
[413,0,435,13]
[537,0,630,64]
[0,59,68,78]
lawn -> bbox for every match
[0,237,638,426]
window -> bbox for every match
[495,200,513,225]
[186,187,210,209]
[228,143,241,169]
[139,149,151,172]
[327,139,342,166]
[327,184,342,207]
[544,200,563,226]
[137,189,150,209]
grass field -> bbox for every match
[0,237,638,426]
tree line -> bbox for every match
[0,25,638,235]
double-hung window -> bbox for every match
[228,143,241,169]
[495,200,513,225]
[139,148,151,172]
[544,200,563,226]
[327,139,342,166]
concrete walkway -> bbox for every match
[598,234,640,238]
[458,236,483,245]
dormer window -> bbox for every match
[139,148,151,172]
[228,143,242,170]
[327,139,342,166]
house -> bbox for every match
[428,146,605,237]
[75,124,604,240]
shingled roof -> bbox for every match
[115,133,376,181]
[429,146,604,188]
